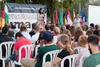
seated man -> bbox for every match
[21,31,58,67]
[0,26,13,67]
[83,35,100,67]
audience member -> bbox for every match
[9,32,32,61]
[83,35,100,67]
[0,26,13,44]
[20,24,31,41]
[52,34,74,67]
[29,23,37,37]
[0,26,13,67]
[72,28,83,48]
[53,27,61,44]
[21,31,58,67]
[86,30,93,36]
[75,35,90,67]
[31,23,40,45]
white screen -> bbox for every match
[88,5,100,25]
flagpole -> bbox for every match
[62,0,63,25]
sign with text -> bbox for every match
[7,3,47,31]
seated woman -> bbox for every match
[75,35,90,67]
[72,27,83,48]
[52,34,74,67]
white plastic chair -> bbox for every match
[0,41,15,67]
[35,45,40,58]
[14,45,35,66]
[61,54,79,67]
[42,50,60,67]
[73,47,82,53]
[96,64,100,67]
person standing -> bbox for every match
[37,8,45,27]
[74,14,81,27]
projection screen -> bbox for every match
[88,5,100,25]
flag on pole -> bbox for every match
[80,11,83,25]
[0,19,1,28]
[4,1,9,24]
[59,9,64,26]
[1,10,6,28]
[83,11,86,23]
[1,1,9,28]
[55,9,58,25]
[67,10,72,26]
[64,17,67,25]
[73,8,75,20]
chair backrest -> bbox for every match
[42,50,60,67]
[96,64,100,67]
[18,45,34,63]
[73,47,82,54]
[61,54,79,67]
[35,45,40,58]
[0,41,15,58]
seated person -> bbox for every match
[21,31,58,67]
[83,35,100,67]
[9,32,32,62]
[20,24,31,41]
[75,35,90,67]
[0,26,13,67]
[52,34,74,67]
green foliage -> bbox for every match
[32,0,58,17]
[16,0,25,3]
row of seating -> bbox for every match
[0,41,83,67]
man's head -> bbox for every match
[90,23,94,29]
[45,24,50,31]
[88,35,99,46]
[41,31,53,44]
[2,26,9,35]
[88,35,99,54]
[15,32,23,41]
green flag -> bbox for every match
[59,9,63,26]
[4,1,9,24]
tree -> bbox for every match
[32,0,58,17]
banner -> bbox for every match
[7,3,47,31]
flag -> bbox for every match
[80,11,83,24]
[64,17,67,25]
[4,1,9,24]
[73,8,75,20]
[83,11,86,23]
[67,10,72,26]
[59,9,64,26]
[0,19,1,28]
[1,10,6,28]
[64,11,67,25]
[55,9,58,24]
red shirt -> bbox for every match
[14,37,32,60]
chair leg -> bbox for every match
[3,60,5,67]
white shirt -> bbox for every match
[21,32,31,41]
[32,32,40,44]
[74,18,81,27]
[53,36,58,45]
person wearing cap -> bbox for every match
[35,31,58,67]
[21,31,58,67]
